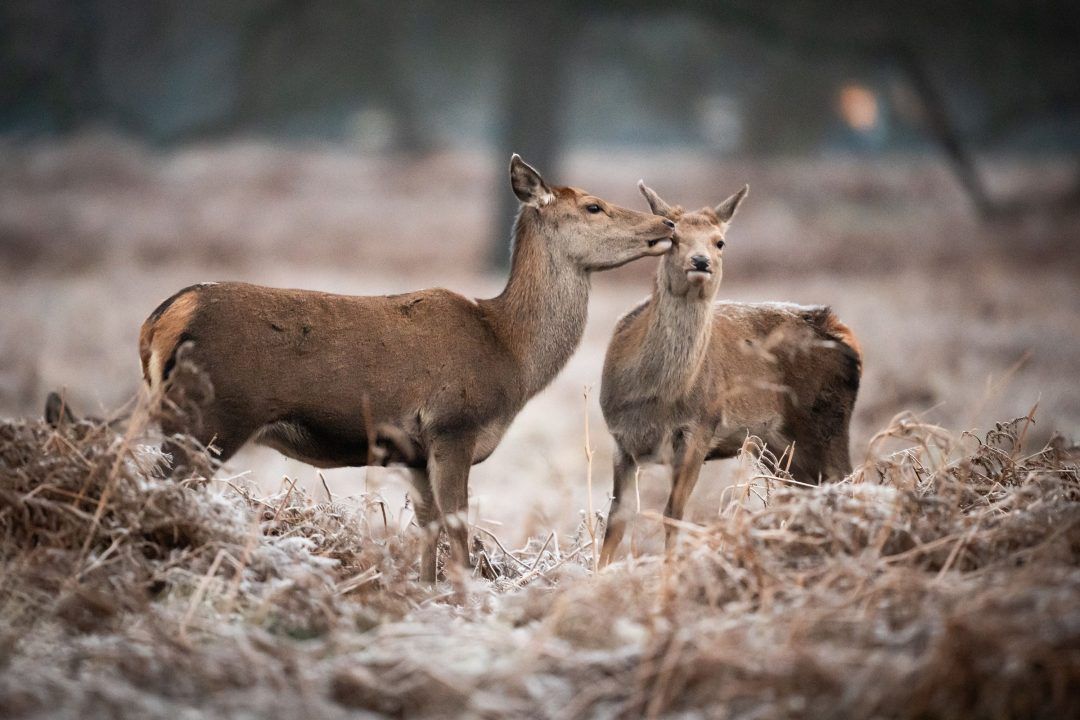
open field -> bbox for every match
[1,138,1079,717]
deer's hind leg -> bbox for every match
[821,431,853,481]
[600,445,637,566]
[785,391,856,484]
[159,406,255,479]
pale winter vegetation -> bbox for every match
[1,396,1078,718]
[1,138,1078,718]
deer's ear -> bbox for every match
[44,391,76,427]
[638,180,675,219]
[510,154,554,207]
[715,184,749,223]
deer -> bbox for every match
[598,181,861,566]
[123,155,674,582]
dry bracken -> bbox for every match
[0,405,1077,719]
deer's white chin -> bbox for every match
[686,270,711,285]
[646,239,672,254]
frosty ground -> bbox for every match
[1,138,1078,717]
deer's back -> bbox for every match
[704,301,860,403]
[602,299,860,458]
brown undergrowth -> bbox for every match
[0,403,1077,719]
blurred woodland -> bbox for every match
[4,1,1079,263]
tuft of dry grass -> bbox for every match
[0,402,1077,719]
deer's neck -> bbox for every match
[634,278,714,400]
[484,211,590,397]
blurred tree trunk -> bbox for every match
[490,5,572,269]
[369,1,431,154]
[892,44,994,217]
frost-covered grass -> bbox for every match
[1,408,1077,719]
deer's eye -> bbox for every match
[585,204,602,214]
[716,239,725,250]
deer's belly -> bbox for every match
[471,420,510,465]
[707,418,786,459]
[253,417,421,469]
[256,417,507,468]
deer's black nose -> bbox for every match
[691,255,710,271]
[662,219,675,229]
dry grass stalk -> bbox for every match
[583,385,599,573]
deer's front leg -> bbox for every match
[428,435,476,578]
[600,445,637,567]
[664,428,707,552]
[405,468,439,583]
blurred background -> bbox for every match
[2,1,1079,544]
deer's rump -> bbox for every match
[139,281,522,466]
[701,302,861,466]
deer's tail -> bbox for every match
[821,312,862,368]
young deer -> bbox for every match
[134,156,674,581]
[599,182,861,565]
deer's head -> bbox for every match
[638,181,749,300]
[510,155,675,271]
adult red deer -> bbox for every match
[599,182,861,565]
[136,156,674,581]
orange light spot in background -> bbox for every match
[838,84,879,132]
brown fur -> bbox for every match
[136,156,674,581]
[599,183,861,565]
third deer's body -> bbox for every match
[600,183,861,564]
